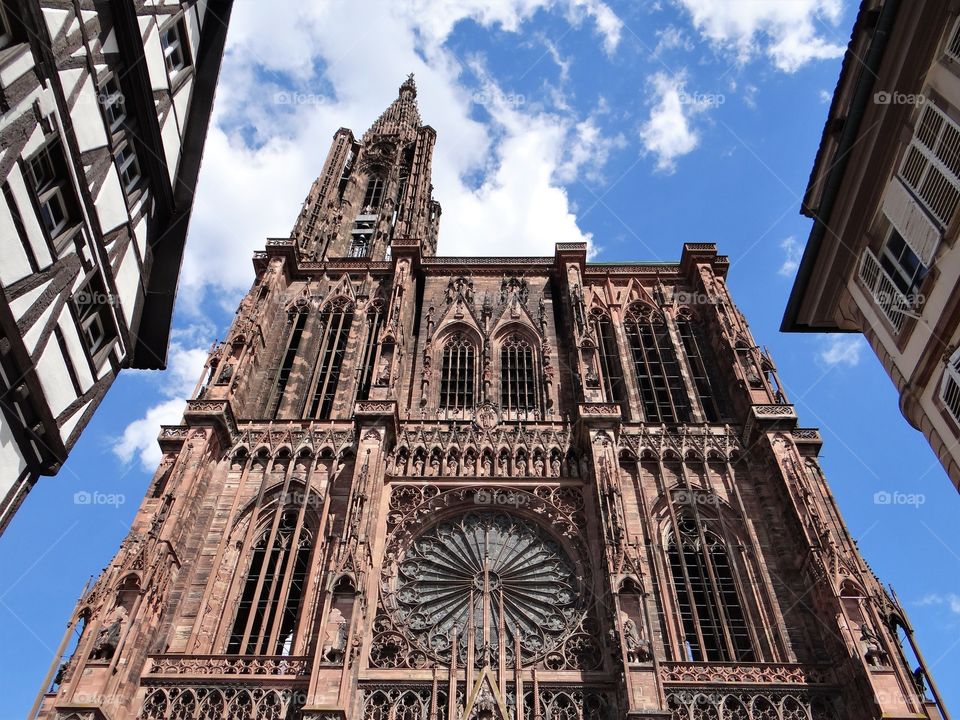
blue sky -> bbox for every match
[2,0,959,714]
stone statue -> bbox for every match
[321,608,348,663]
[90,607,127,661]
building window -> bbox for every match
[941,347,960,427]
[667,511,754,662]
[160,19,189,75]
[361,177,384,211]
[114,142,141,193]
[26,139,78,251]
[879,228,927,296]
[500,332,537,412]
[227,509,314,656]
[73,273,117,359]
[439,333,475,410]
[305,299,353,419]
[266,307,309,418]
[101,75,126,131]
[356,305,383,401]
[624,305,690,423]
[589,310,627,408]
[676,311,720,422]
[899,103,960,227]
[349,216,375,257]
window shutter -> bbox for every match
[941,347,960,426]
[898,104,960,231]
[946,16,960,63]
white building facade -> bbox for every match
[0,0,231,532]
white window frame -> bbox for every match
[115,142,141,193]
[941,347,960,427]
[160,19,187,76]
[27,142,74,243]
[38,185,68,237]
[101,75,126,131]
[878,227,927,297]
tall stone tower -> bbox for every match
[35,79,947,720]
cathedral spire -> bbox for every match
[364,73,422,140]
[291,75,440,260]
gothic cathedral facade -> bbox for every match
[36,78,944,720]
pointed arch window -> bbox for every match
[625,305,690,423]
[675,310,720,422]
[227,508,315,656]
[589,309,627,408]
[439,333,475,410]
[500,332,538,412]
[306,298,354,419]
[266,304,309,418]
[356,303,384,401]
[666,511,753,662]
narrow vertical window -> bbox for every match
[227,509,314,656]
[676,310,720,422]
[160,18,190,75]
[356,305,383,401]
[667,511,753,662]
[362,177,384,211]
[267,307,308,418]
[306,299,354,419]
[625,305,689,423]
[590,310,627,408]
[500,333,537,413]
[439,334,475,410]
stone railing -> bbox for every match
[660,661,832,686]
[146,654,310,678]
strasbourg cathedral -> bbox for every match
[36,77,946,720]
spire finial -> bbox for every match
[400,73,417,99]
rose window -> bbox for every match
[392,511,581,666]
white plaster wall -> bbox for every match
[94,168,128,233]
[140,17,169,92]
[7,168,52,270]
[114,241,143,328]
[0,195,34,286]
[34,341,76,418]
[64,69,109,153]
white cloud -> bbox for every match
[917,594,960,615]
[778,236,802,276]
[177,0,627,307]
[653,25,694,57]
[819,89,832,103]
[113,337,210,470]
[818,335,864,368]
[639,71,712,173]
[118,1,628,459]
[675,0,845,72]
